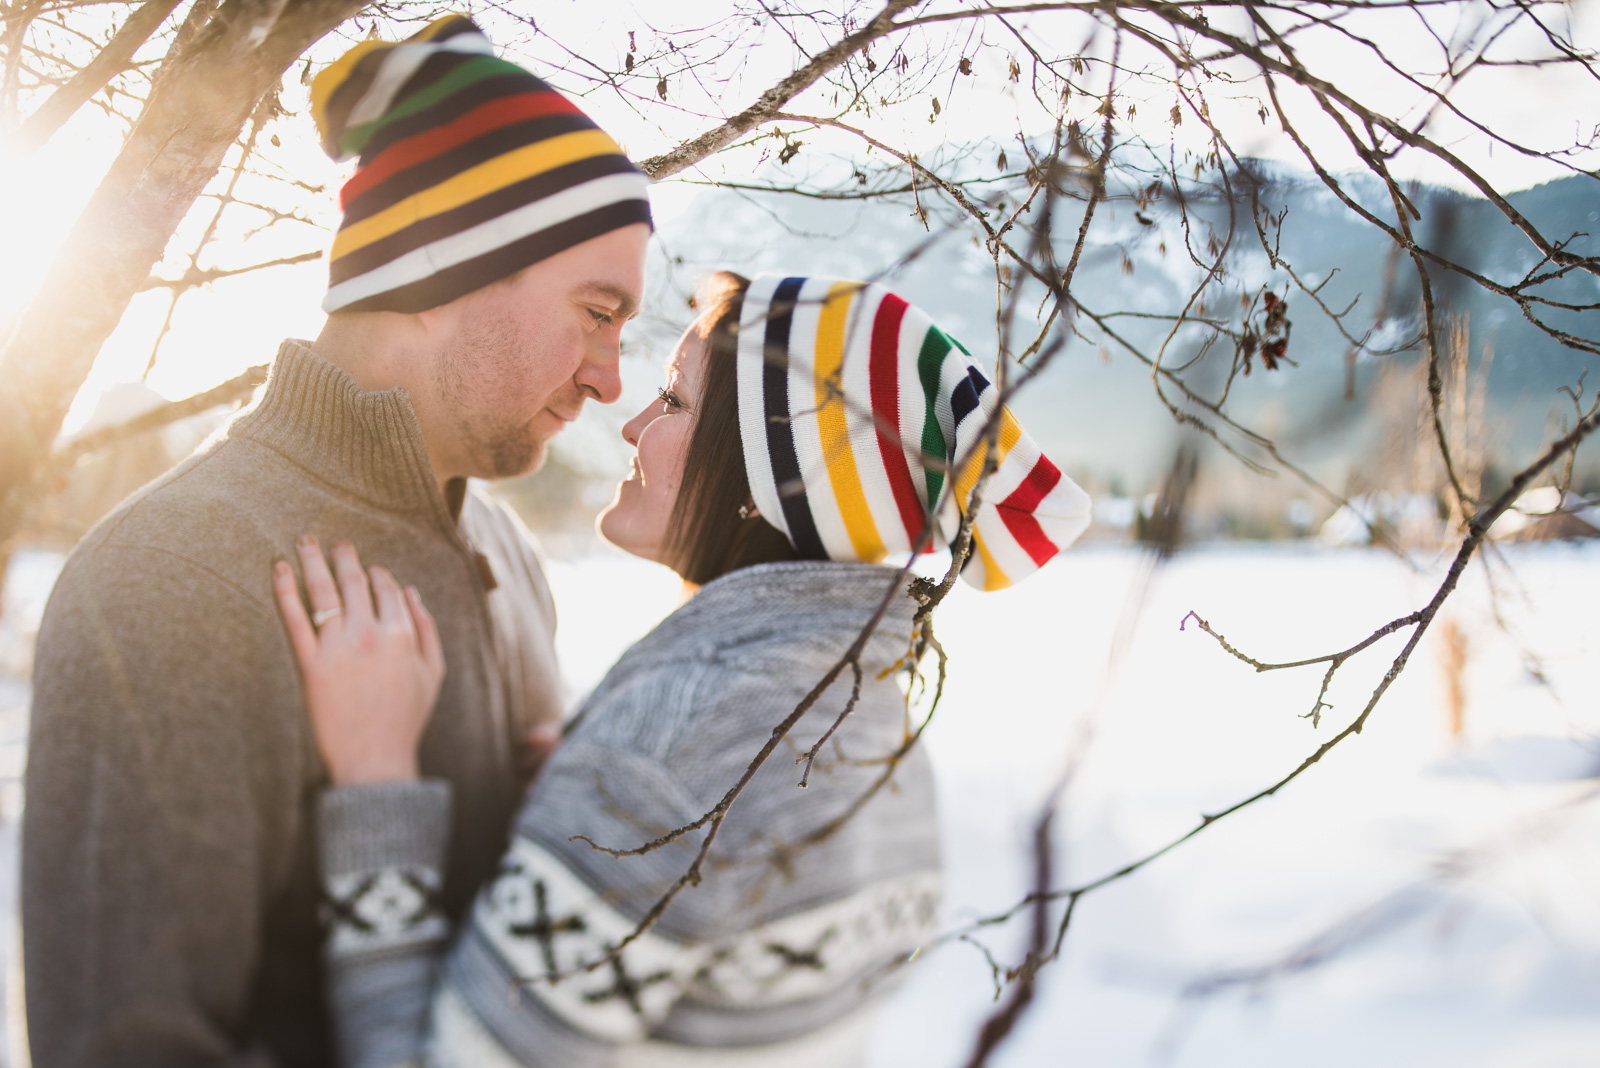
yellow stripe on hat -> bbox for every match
[330,128,622,260]
[972,531,1013,592]
[311,38,386,140]
[814,282,885,563]
[953,407,1024,513]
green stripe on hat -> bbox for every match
[916,326,952,511]
[338,55,517,158]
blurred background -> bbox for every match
[2,0,1599,1064]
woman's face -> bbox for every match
[596,322,707,571]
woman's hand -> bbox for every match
[273,536,445,786]
[519,723,562,789]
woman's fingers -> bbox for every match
[407,586,445,679]
[520,723,561,782]
[369,566,410,631]
[272,560,320,665]
[330,541,374,626]
[296,535,343,624]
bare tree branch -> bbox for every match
[12,0,183,155]
[138,248,324,292]
[51,362,267,465]
[638,0,927,179]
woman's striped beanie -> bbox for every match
[736,274,1090,591]
[310,15,652,314]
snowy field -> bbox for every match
[2,541,1597,1066]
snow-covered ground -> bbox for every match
[2,542,1597,1066]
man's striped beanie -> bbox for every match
[736,274,1090,591]
[310,15,652,314]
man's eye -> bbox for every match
[588,309,615,327]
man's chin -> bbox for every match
[484,437,546,481]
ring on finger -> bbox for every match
[312,606,344,628]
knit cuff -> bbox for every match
[318,781,454,961]
[318,780,454,881]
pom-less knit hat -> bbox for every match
[737,274,1091,591]
[311,14,652,314]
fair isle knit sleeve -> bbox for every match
[318,781,454,1068]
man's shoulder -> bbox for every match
[58,434,323,609]
[34,435,311,722]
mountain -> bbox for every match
[644,164,1598,497]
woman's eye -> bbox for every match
[657,387,685,411]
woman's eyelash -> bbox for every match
[657,387,686,411]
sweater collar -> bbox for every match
[230,340,458,525]
[624,561,922,666]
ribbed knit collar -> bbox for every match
[230,340,456,527]
[621,561,921,667]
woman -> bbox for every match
[274,272,1091,1068]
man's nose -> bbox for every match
[576,335,624,404]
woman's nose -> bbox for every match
[620,402,654,446]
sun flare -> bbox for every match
[0,134,102,324]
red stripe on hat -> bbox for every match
[340,90,579,208]
[997,454,1063,566]
[869,294,929,549]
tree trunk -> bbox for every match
[0,0,365,543]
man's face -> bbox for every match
[430,222,650,480]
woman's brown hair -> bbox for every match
[668,272,811,586]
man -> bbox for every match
[22,15,650,1066]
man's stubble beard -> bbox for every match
[435,311,544,480]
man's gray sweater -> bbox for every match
[23,341,564,1068]
[318,562,943,1068]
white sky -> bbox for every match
[0,0,1593,432]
